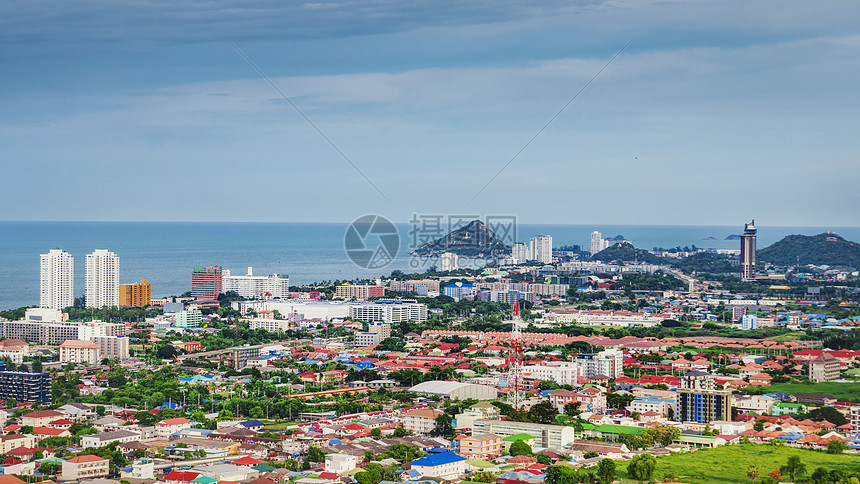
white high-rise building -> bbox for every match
[511,243,528,263]
[222,267,290,299]
[576,348,624,381]
[529,235,553,264]
[590,231,610,255]
[591,231,603,255]
[86,249,120,308]
[40,249,74,310]
[440,252,459,272]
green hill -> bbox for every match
[591,242,661,264]
[757,232,860,269]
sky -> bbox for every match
[1,0,859,226]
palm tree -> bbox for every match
[747,465,759,483]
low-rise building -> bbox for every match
[62,455,110,480]
[59,340,100,364]
[324,453,358,474]
[156,417,192,438]
[21,410,64,428]
[459,433,502,460]
[402,408,443,436]
[809,353,840,382]
[472,420,575,450]
[408,451,466,479]
[81,430,140,448]
[550,388,606,413]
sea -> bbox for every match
[2,221,858,311]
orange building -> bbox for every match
[459,433,503,459]
[120,280,151,307]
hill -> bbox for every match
[412,219,511,258]
[757,232,860,269]
[590,242,661,264]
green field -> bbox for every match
[764,381,860,402]
[614,443,860,483]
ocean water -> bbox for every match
[1,221,858,311]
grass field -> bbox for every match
[614,444,860,483]
[764,381,860,402]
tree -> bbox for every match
[826,439,847,454]
[564,402,582,418]
[434,414,453,438]
[509,440,533,457]
[39,462,61,475]
[545,464,591,484]
[370,428,381,438]
[627,453,656,481]
[780,456,806,482]
[802,406,848,427]
[528,400,558,424]
[363,451,374,463]
[156,345,178,360]
[535,453,552,465]
[393,425,410,438]
[307,445,326,462]
[641,424,680,447]
[584,451,599,459]
[747,465,759,483]
[596,459,615,484]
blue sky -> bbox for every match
[1,1,858,226]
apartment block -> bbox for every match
[120,280,152,307]
[59,340,101,364]
[93,335,130,360]
[0,371,51,404]
[459,433,503,459]
[222,268,290,299]
[335,285,385,300]
[471,419,575,450]
[191,266,222,299]
[40,249,74,310]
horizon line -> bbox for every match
[0,220,858,229]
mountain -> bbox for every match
[412,219,511,257]
[609,234,627,241]
[591,242,661,264]
[758,233,860,269]
[725,234,741,240]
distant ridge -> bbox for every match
[758,232,860,269]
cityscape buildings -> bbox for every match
[86,249,120,309]
[677,371,732,423]
[349,299,428,325]
[0,371,51,404]
[191,266,223,299]
[511,242,528,263]
[334,284,385,300]
[120,280,151,307]
[590,230,610,255]
[222,267,290,299]
[440,252,459,272]
[40,249,74,310]
[528,235,553,264]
